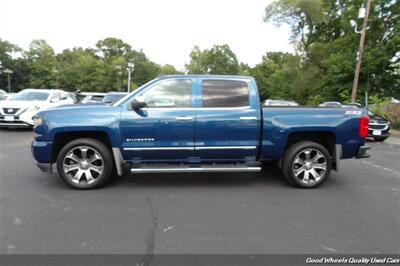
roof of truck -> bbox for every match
[157,74,254,80]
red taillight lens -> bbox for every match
[359,116,369,138]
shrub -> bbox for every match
[371,102,400,129]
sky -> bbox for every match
[0,0,293,70]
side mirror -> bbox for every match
[129,100,147,111]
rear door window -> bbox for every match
[202,80,249,108]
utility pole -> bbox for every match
[115,65,122,91]
[127,62,134,93]
[4,68,13,93]
[53,69,59,89]
[351,0,372,102]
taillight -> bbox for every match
[359,116,369,138]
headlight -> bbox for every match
[33,116,43,127]
[27,106,41,112]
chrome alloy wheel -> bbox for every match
[292,148,327,185]
[62,146,104,185]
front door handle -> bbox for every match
[175,116,193,121]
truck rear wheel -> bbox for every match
[56,138,113,189]
[282,141,332,188]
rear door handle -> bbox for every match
[175,116,193,121]
[240,116,257,120]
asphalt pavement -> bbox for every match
[0,129,399,255]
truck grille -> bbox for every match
[369,124,387,130]
[2,108,20,115]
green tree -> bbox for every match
[264,0,325,56]
[264,0,400,103]
[186,45,239,75]
[26,39,57,88]
[127,50,161,87]
[0,39,29,92]
[250,52,321,104]
[310,0,400,101]
[57,47,105,91]
[160,64,182,75]
[95,37,132,62]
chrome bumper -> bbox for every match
[0,122,32,127]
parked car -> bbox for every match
[102,92,128,104]
[263,99,298,106]
[81,93,106,104]
[0,90,13,101]
[319,101,342,108]
[368,111,390,141]
[32,75,370,189]
[0,89,74,127]
[0,90,7,101]
[344,102,362,108]
[4,92,15,100]
[67,92,80,104]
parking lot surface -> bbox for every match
[0,129,399,254]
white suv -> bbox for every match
[0,89,74,127]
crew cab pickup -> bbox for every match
[31,75,370,189]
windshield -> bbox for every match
[11,91,50,101]
[113,78,159,107]
[103,94,126,104]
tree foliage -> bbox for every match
[186,45,239,75]
[265,0,325,56]
[0,37,168,92]
[262,0,400,103]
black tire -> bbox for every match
[56,138,113,189]
[374,136,388,142]
[281,141,332,188]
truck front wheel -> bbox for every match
[282,141,332,188]
[56,138,113,189]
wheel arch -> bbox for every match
[285,131,336,156]
[52,131,113,163]
[285,131,340,171]
[52,130,125,176]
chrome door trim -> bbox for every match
[239,116,257,120]
[123,145,257,151]
[123,147,195,151]
[175,116,193,121]
[195,146,257,150]
[139,106,251,111]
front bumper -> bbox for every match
[356,145,370,159]
[368,129,390,138]
[36,162,53,174]
[368,123,390,138]
[31,140,53,164]
[0,117,33,127]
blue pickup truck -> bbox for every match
[31,75,370,189]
